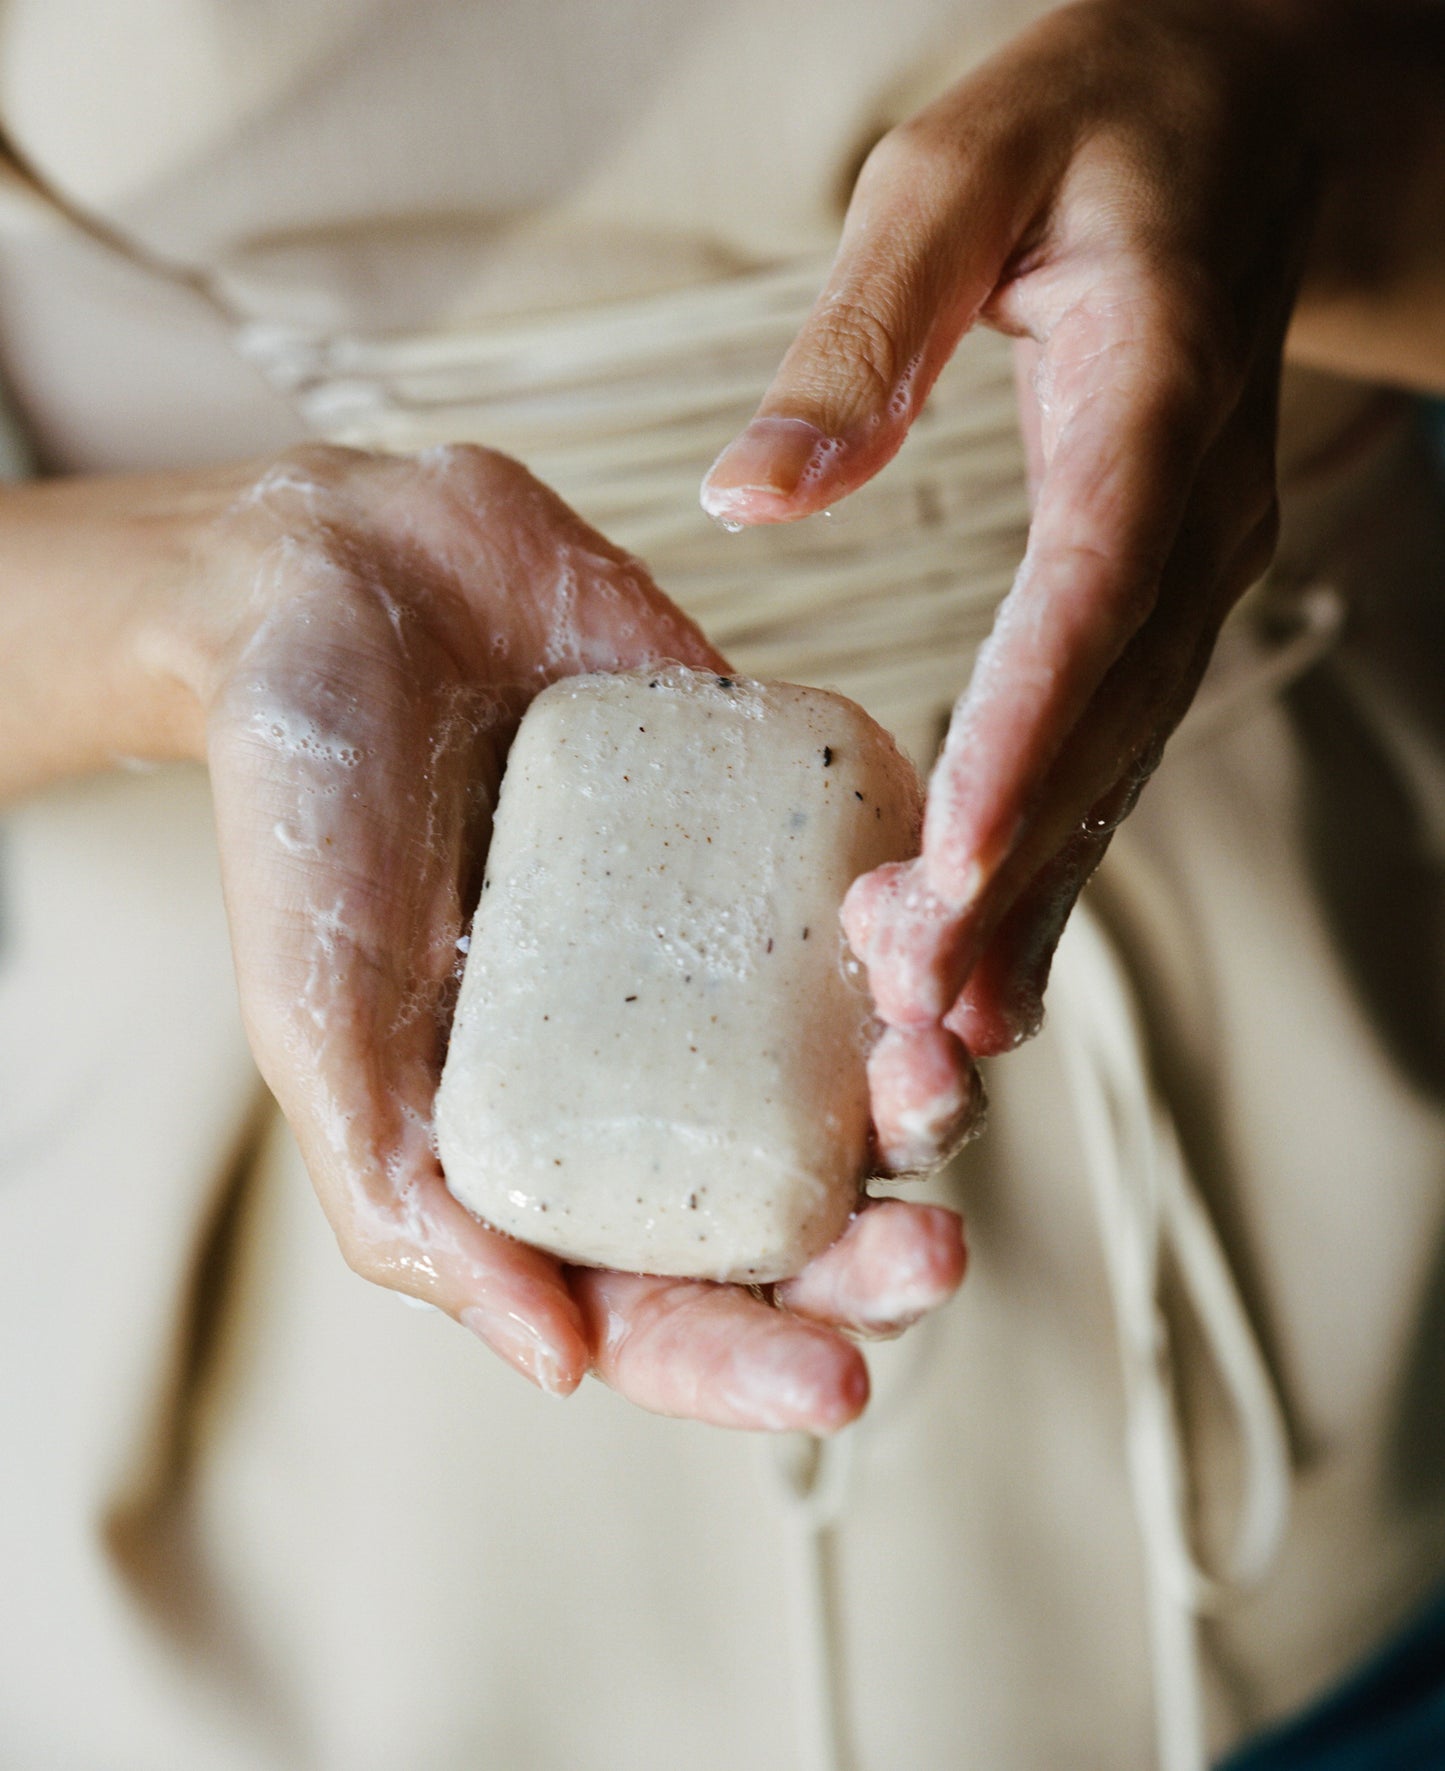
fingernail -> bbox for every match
[460,1305,578,1398]
[700,417,834,523]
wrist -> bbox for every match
[0,462,259,798]
[128,464,277,764]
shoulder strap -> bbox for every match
[0,123,234,321]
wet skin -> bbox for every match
[197,445,967,1428]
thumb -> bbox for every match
[701,111,1058,527]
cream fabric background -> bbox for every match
[0,4,1443,1768]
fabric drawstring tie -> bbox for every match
[762,895,1294,1771]
[761,589,1343,1771]
[1051,901,1293,1771]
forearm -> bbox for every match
[0,464,249,801]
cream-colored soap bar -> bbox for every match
[436,665,921,1283]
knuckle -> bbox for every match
[863,109,987,194]
[387,440,552,543]
[442,439,507,479]
[418,439,523,496]
[1151,334,1221,425]
[229,444,357,534]
[1109,567,1162,631]
[1227,441,1281,540]
[315,1164,412,1287]
[1256,491,1282,560]
[333,1220,380,1282]
[1114,268,1242,428]
[858,116,940,187]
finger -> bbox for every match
[867,1024,984,1173]
[841,859,963,1026]
[775,1199,966,1336]
[944,444,1279,944]
[701,99,1069,526]
[921,205,1309,924]
[840,639,1171,1039]
[223,856,593,1394]
[342,1154,591,1400]
[943,826,1111,1057]
[573,1269,870,1434]
[244,918,593,1394]
[854,420,1276,1032]
[921,303,1227,912]
[409,445,731,679]
[937,415,1280,1042]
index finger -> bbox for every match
[700,96,1067,525]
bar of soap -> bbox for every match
[436,665,921,1283]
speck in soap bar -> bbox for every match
[436,666,921,1282]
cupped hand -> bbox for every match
[702,0,1313,1160]
[185,443,962,1430]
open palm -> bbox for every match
[200,443,963,1429]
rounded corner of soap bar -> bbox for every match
[708,1182,860,1285]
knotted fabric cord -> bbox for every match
[1050,901,1290,1771]
[762,1299,950,1771]
[1043,593,1344,1771]
[768,1429,859,1771]
[1059,590,1337,1771]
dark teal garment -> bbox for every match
[1218,1585,1445,1769]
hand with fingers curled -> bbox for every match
[703,0,1322,1154]
[174,442,967,1434]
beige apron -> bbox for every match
[1,5,1443,1767]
